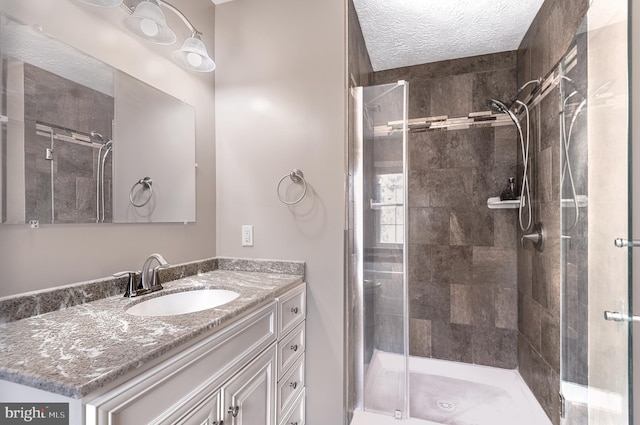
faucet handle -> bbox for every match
[520,223,545,252]
[113,270,139,277]
[114,270,142,297]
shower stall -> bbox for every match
[30,123,113,224]
[348,79,549,425]
[346,0,631,424]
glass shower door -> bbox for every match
[352,81,409,419]
[560,0,631,423]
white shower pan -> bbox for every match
[351,350,551,425]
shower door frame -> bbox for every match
[559,0,632,422]
[347,80,410,420]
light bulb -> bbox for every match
[186,52,203,67]
[140,18,159,37]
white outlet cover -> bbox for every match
[241,225,253,246]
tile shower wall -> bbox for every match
[23,63,114,224]
[348,0,373,88]
[516,0,588,423]
[374,51,519,369]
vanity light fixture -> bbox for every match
[78,0,216,72]
[158,0,217,72]
[123,0,177,45]
[172,34,216,72]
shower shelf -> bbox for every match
[370,199,403,210]
[562,195,588,208]
[487,197,521,209]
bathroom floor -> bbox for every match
[351,350,551,425]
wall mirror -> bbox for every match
[0,12,196,224]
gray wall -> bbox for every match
[0,0,216,297]
[516,0,589,423]
[374,52,519,369]
[214,1,346,424]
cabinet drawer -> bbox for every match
[86,302,276,425]
[277,321,305,378]
[277,356,304,418]
[278,285,306,337]
[279,388,305,425]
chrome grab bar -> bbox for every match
[614,238,640,248]
[604,311,640,323]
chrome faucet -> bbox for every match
[141,253,170,292]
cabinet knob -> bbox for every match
[227,405,239,417]
[289,381,298,389]
[290,344,298,352]
[291,422,298,425]
[290,307,299,314]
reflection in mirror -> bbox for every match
[0,12,196,224]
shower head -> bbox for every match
[486,98,522,135]
[90,131,103,140]
[90,131,106,143]
[509,78,542,103]
[486,99,511,114]
[488,79,541,117]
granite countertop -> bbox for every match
[0,269,304,399]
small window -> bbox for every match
[378,173,404,244]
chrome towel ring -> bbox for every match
[129,177,153,207]
[277,169,307,205]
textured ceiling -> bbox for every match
[353,0,545,71]
[0,15,113,96]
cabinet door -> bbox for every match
[176,389,221,425]
[222,346,276,425]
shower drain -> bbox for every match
[435,399,457,412]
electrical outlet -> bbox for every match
[241,225,253,246]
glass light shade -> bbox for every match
[77,0,123,6]
[123,0,176,45]
[172,36,216,72]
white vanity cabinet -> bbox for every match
[84,283,306,425]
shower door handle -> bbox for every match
[604,311,640,322]
[614,238,640,248]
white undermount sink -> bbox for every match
[126,289,240,317]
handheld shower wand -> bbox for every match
[91,131,113,223]
[486,98,532,232]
